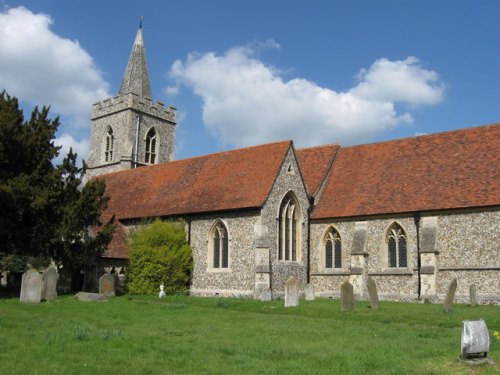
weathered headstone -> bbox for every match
[443,278,457,312]
[20,269,43,304]
[367,277,379,309]
[99,273,115,297]
[469,284,477,307]
[305,283,315,301]
[41,266,59,301]
[285,277,299,307]
[461,320,490,359]
[260,288,272,302]
[340,281,354,312]
[75,292,108,302]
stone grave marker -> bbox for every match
[285,277,299,307]
[20,269,42,304]
[469,284,477,307]
[340,281,354,312]
[41,266,59,301]
[305,283,315,301]
[75,292,108,302]
[367,277,379,309]
[443,278,457,313]
[99,273,115,297]
[260,288,272,302]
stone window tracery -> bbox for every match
[387,223,407,268]
[278,192,301,261]
[145,128,157,164]
[210,221,229,269]
[324,227,342,269]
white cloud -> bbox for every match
[54,133,89,164]
[0,6,110,128]
[169,44,444,147]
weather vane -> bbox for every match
[139,16,143,29]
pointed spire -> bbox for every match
[119,19,152,98]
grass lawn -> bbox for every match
[0,295,499,374]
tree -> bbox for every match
[126,220,192,295]
[0,91,113,271]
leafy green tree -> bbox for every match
[0,91,113,271]
[127,220,192,295]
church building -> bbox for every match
[88,26,500,304]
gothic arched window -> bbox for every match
[325,227,342,269]
[211,221,229,269]
[104,127,114,162]
[387,223,407,268]
[145,128,157,164]
[278,192,302,261]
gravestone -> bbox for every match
[159,284,166,298]
[20,269,42,304]
[260,288,272,302]
[367,277,379,309]
[285,277,299,307]
[340,281,354,312]
[75,292,108,302]
[305,283,315,301]
[469,284,477,307]
[461,320,490,359]
[41,266,59,301]
[99,273,115,297]
[443,278,457,313]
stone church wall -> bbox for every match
[310,208,499,304]
[189,210,260,297]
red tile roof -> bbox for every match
[296,144,340,196]
[99,140,292,221]
[312,124,500,219]
[102,219,128,259]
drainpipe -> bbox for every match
[414,212,421,299]
[306,196,315,284]
[134,114,141,167]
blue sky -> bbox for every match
[1,1,499,161]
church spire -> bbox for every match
[119,19,152,98]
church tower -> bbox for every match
[86,22,176,179]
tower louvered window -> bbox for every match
[145,128,157,164]
[325,228,342,269]
[212,222,228,269]
[278,193,301,261]
[387,223,407,268]
[104,127,114,162]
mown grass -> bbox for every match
[0,295,498,374]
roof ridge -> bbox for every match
[296,143,340,151]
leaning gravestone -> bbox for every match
[260,288,272,302]
[305,283,315,301]
[99,273,115,297]
[469,284,477,307]
[285,277,299,307]
[367,277,379,309]
[41,266,58,301]
[340,281,354,312]
[443,278,457,313]
[20,269,43,304]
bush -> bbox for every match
[126,220,192,295]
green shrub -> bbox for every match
[126,219,193,295]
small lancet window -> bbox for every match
[145,128,157,164]
[212,222,229,269]
[387,223,407,268]
[104,127,114,162]
[325,228,342,269]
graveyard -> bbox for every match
[0,292,499,374]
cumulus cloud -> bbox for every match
[54,133,89,163]
[0,6,110,128]
[168,44,444,147]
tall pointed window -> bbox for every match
[325,227,342,269]
[211,221,229,269]
[104,127,114,162]
[387,223,407,268]
[278,192,302,261]
[145,128,157,164]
